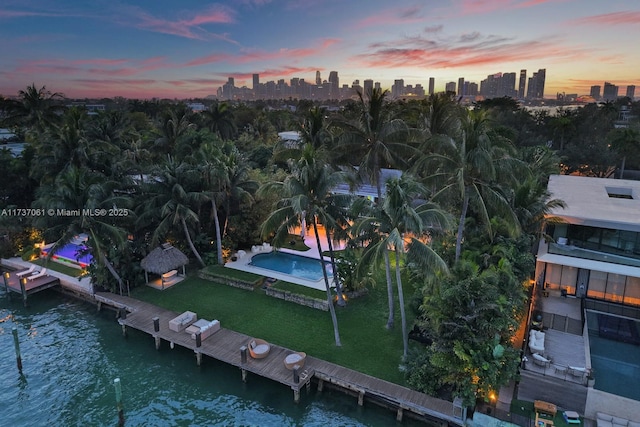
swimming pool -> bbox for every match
[41,243,93,269]
[586,311,640,401]
[250,251,332,281]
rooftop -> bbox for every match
[547,174,640,232]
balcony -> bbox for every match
[548,242,640,269]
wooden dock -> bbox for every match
[95,292,464,426]
[2,268,60,306]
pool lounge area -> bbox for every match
[225,246,334,292]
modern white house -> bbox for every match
[535,174,640,308]
[533,174,640,420]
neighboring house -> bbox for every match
[534,174,640,420]
[536,174,640,307]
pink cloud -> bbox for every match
[354,33,586,71]
[0,9,66,18]
[119,4,237,42]
[185,38,339,68]
[355,6,425,29]
[569,11,640,26]
[458,0,561,14]
[13,56,171,78]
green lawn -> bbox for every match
[132,274,415,385]
[32,258,84,277]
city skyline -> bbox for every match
[0,0,639,99]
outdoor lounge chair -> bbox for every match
[532,353,551,367]
[27,268,47,281]
[16,265,36,277]
[248,338,271,359]
[284,352,306,370]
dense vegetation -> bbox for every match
[1,84,639,406]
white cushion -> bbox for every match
[535,331,545,340]
[627,421,640,427]
[285,354,303,364]
[613,417,629,426]
[532,353,549,362]
[253,344,269,355]
[598,414,614,422]
[598,421,613,427]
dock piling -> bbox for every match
[114,378,125,426]
[19,277,28,307]
[195,351,202,366]
[153,317,159,332]
[3,272,10,301]
[154,336,161,350]
[12,327,22,372]
[293,365,300,384]
[240,345,247,364]
[195,332,202,348]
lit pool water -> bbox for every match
[250,251,332,281]
[42,243,93,267]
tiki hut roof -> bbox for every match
[140,243,189,275]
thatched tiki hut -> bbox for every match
[141,243,188,289]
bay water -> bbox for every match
[0,289,427,426]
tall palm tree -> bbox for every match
[420,109,524,262]
[260,145,347,347]
[2,84,64,134]
[189,142,225,265]
[217,143,258,238]
[353,176,450,356]
[607,127,640,179]
[33,167,131,291]
[335,88,416,200]
[154,105,194,156]
[138,157,206,267]
[201,101,236,140]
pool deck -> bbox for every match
[225,228,346,292]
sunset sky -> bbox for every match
[1,0,639,100]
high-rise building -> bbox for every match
[626,85,635,99]
[328,71,339,99]
[252,74,259,90]
[468,82,478,96]
[374,82,381,90]
[480,73,501,98]
[363,79,373,96]
[499,72,516,98]
[603,82,619,101]
[526,69,546,99]
[590,85,601,100]
[518,70,527,98]
[445,81,456,93]
[428,77,435,95]
[315,71,321,86]
[458,77,465,96]
[392,79,405,98]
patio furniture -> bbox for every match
[16,265,36,277]
[532,353,551,368]
[190,319,220,341]
[529,329,546,354]
[236,250,246,259]
[569,366,586,379]
[284,352,306,370]
[162,269,177,280]
[185,319,210,335]
[535,400,557,417]
[554,365,568,375]
[248,338,271,359]
[251,245,261,253]
[563,411,581,425]
[168,311,197,332]
[27,268,47,281]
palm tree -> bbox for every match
[138,157,206,267]
[201,101,236,140]
[32,167,131,291]
[353,176,450,356]
[260,144,347,346]
[217,143,258,238]
[2,84,64,134]
[420,109,524,262]
[607,127,640,179]
[335,88,416,200]
[154,105,194,156]
[189,142,225,265]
